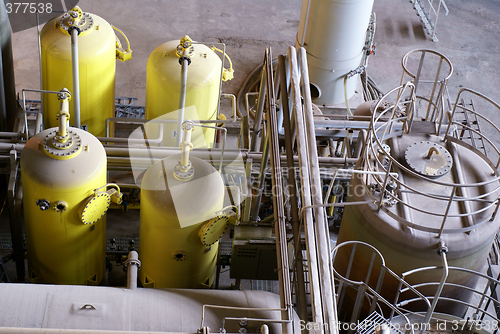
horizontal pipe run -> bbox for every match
[97,125,164,145]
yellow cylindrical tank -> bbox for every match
[145,38,222,147]
[40,7,118,136]
[21,126,107,285]
[139,156,225,288]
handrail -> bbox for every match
[360,83,500,235]
[332,241,432,333]
[398,265,500,323]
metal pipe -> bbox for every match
[96,124,164,146]
[177,58,189,147]
[36,11,43,128]
[299,47,337,333]
[288,46,324,324]
[249,54,271,221]
[279,54,308,321]
[180,121,193,167]
[448,141,474,227]
[423,246,449,323]
[125,251,140,290]
[265,48,293,334]
[70,28,80,129]
[251,59,267,152]
[249,126,269,222]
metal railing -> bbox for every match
[397,265,500,331]
[360,83,500,236]
[332,241,432,333]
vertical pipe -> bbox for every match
[423,248,448,323]
[177,59,189,147]
[265,48,292,334]
[289,46,324,325]
[249,126,269,222]
[299,47,337,333]
[249,51,270,222]
[251,61,267,152]
[37,12,43,129]
[70,29,81,129]
[279,54,308,321]
[126,251,140,290]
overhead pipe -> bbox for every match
[265,48,293,334]
[250,56,267,152]
[249,50,272,222]
[288,46,324,325]
[70,27,81,129]
[299,46,338,334]
[278,54,308,321]
[96,124,164,146]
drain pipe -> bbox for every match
[423,243,448,323]
[176,36,193,147]
[124,251,141,290]
[69,24,81,129]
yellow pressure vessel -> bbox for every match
[40,7,122,136]
[145,37,222,147]
[21,126,107,285]
[139,156,225,288]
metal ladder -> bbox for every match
[409,0,449,42]
[355,312,404,334]
[455,99,488,157]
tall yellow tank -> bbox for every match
[139,156,225,288]
[21,117,108,285]
[40,6,128,136]
[145,37,224,147]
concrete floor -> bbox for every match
[10,0,500,106]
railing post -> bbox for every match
[378,160,393,211]
[437,186,456,238]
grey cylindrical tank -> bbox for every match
[336,100,500,316]
[296,0,374,105]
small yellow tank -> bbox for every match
[145,37,224,147]
[40,6,129,136]
[21,118,108,285]
[139,156,225,288]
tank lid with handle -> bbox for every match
[405,141,453,177]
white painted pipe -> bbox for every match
[296,0,374,105]
[125,251,140,290]
[299,47,338,332]
[70,28,81,129]
[176,58,189,147]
